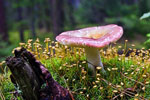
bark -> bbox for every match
[6,57,40,100]
[50,0,65,37]
[6,48,74,100]
[0,0,8,41]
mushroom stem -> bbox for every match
[85,47,105,74]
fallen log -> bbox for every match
[6,48,74,100]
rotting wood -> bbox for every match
[6,47,74,100]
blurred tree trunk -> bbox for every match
[16,0,24,42]
[50,0,64,37]
[36,2,44,30]
[17,7,24,42]
[138,0,149,15]
[66,0,76,29]
[0,0,8,41]
[121,0,138,4]
[36,0,51,32]
[45,5,51,32]
[30,4,37,39]
[31,15,36,38]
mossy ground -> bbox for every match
[0,38,150,100]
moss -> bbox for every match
[1,38,150,99]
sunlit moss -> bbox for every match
[1,38,150,99]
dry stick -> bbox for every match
[120,72,144,86]
[0,66,4,73]
[0,92,3,100]
[63,76,70,90]
[135,66,146,83]
[101,78,146,100]
[101,78,131,99]
[132,68,147,91]
[112,89,131,100]
[111,94,120,100]
[0,89,5,100]
[121,71,146,95]
[120,72,148,100]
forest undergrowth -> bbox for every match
[0,38,150,100]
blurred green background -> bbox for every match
[0,0,150,61]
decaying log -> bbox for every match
[6,48,74,100]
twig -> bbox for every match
[111,93,121,100]
[101,78,147,100]
[120,72,144,86]
[63,76,70,90]
[0,89,5,100]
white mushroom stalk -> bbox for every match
[85,47,105,74]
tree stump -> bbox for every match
[6,48,74,100]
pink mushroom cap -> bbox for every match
[56,24,123,48]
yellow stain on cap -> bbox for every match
[87,29,108,39]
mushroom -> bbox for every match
[56,24,123,74]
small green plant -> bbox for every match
[144,33,150,48]
[140,12,150,48]
[140,12,150,20]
